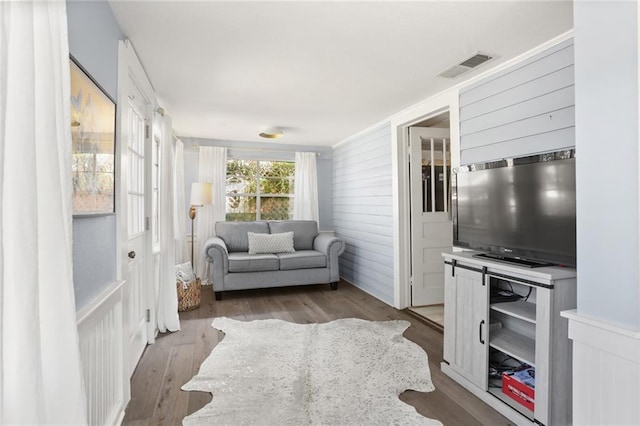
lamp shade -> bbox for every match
[190,182,213,206]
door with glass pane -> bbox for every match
[410,127,452,306]
[123,81,149,377]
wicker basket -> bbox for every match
[177,277,201,312]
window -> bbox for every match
[126,106,145,236]
[151,137,160,244]
[226,159,295,221]
[421,138,451,213]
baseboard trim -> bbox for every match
[339,276,393,306]
[562,310,640,425]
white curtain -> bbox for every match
[293,152,319,223]
[196,146,227,283]
[157,115,179,332]
[174,139,187,264]
[0,1,87,423]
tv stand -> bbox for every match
[442,251,576,425]
[473,252,553,268]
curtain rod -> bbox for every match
[217,146,322,156]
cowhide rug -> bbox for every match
[182,317,442,425]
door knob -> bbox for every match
[128,251,136,259]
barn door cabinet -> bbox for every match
[441,251,577,426]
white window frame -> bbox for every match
[225,159,294,221]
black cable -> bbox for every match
[490,350,527,373]
[501,280,534,301]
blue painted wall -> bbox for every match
[67,0,124,309]
[574,1,640,329]
[67,1,122,99]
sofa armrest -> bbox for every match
[204,237,229,289]
[313,233,345,256]
[313,233,345,282]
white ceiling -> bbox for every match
[108,1,573,147]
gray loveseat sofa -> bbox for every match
[204,220,345,299]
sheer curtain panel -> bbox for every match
[196,146,227,283]
[293,152,319,223]
[174,139,187,264]
[0,1,88,423]
[157,115,179,332]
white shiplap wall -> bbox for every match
[333,124,394,304]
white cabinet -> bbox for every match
[441,252,576,426]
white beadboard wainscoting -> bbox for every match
[562,310,640,426]
[76,280,126,426]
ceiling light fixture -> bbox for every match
[259,127,284,139]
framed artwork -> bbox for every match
[70,56,116,215]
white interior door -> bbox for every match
[123,82,149,376]
[117,40,156,380]
[409,127,452,307]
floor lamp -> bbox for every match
[189,182,213,277]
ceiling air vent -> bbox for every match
[438,52,494,79]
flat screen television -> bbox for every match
[452,150,576,267]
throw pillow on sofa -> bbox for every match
[248,231,295,254]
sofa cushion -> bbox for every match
[277,250,326,270]
[268,220,318,250]
[216,221,269,252]
[228,252,280,272]
[248,231,295,254]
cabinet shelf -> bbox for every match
[490,328,535,367]
[491,300,536,324]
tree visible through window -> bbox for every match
[226,160,295,221]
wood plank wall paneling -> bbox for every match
[459,39,575,165]
[333,124,394,304]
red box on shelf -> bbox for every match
[502,368,535,411]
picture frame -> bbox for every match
[70,55,116,215]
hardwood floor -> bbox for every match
[122,281,512,425]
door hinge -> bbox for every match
[409,275,413,306]
[145,124,150,139]
[146,309,151,323]
[145,217,150,231]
